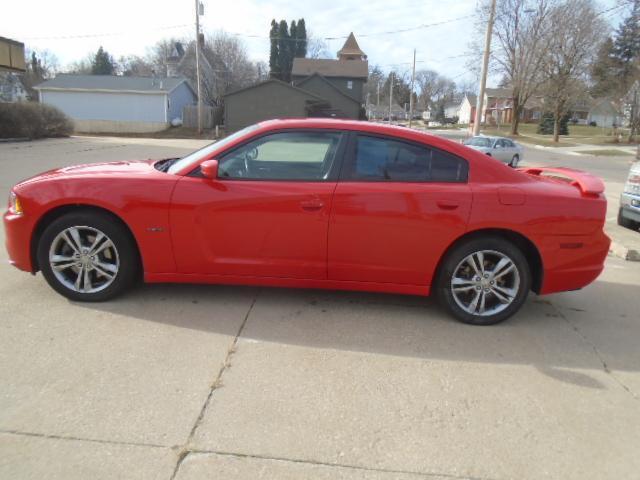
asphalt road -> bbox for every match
[1,136,639,480]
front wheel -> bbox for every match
[436,237,531,325]
[37,211,139,301]
[509,154,520,167]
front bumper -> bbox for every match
[3,210,35,272]
[620,192,640,223]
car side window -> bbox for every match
[505,139,515,148]
[345,135,468,183]
[218,131,342,181]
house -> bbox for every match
[587,99,622,127]
[224,79,329,132]
[0,72,28,102]
[224,33,368,131]
[458,94,477,124]
[34,74,197,133]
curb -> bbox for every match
[609,240,640,262]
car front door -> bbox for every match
[170,130,346,279]
[328,133,472,287]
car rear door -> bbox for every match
[327,133,472,287]
[170,130,346,279]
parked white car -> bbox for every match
[618,161,640,232]
[464,136,524,167]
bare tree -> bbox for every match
[178,32,263,106]
[489,0,555,134]
[541,0,607,142]
[306,34,331,59]
[415,70,456,110]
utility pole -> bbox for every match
[389,72,394,124]
[409,48,416,128]
[377,81,380,106]
[194,0,203,134]
[473,0,496,136]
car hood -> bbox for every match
[16,159,159,187]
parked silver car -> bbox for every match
[618,161,640,232]
[464,136,524,167]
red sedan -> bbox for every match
[4,119,610,325]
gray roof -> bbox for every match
[35,74,191,94]
[485,87,512,99]
[292,58,368,79]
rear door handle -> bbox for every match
[436,200,459,210]
[300,199,324,212]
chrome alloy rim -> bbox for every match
[49,226,119,294]
[450,250,520,317]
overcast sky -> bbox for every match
[2,0,626,86]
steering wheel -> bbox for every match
[244,147,258,176]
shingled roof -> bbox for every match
[35,74,192,94]
[337,33,367,59]
[291,58,368,79]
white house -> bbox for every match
[34,74,197,133]
[458,94,479,125]
[0,73,28,102]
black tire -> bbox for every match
[509,154,519,167]
[617,207,640,231]
[436,236,531,325]
[37,210,139,302]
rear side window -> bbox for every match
[345,135,468,183]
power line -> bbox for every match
[19,24,191,41]
[17,13,474,43]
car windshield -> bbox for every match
[465,137,493,148]
[167,124,260,174]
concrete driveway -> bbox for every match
[1,136,639,480]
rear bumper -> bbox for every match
[538,229,610,295]
[3,210,35,272]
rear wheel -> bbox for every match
[436,237,531,325]
[617,207,640,231]
[37,211,139,301]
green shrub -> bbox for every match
[0,102,74,139]
[537,111,570,135]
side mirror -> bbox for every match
[201,159,219,180]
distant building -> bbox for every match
[0,72,28,102]
[224,33,368,132]
[35,74,197,133]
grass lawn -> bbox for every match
[580,149,635,157]
[479,123,637,149]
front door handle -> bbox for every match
[436,200,459,210]
[300,199,324,212]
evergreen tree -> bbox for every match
[537,111,570,135]
[295,19,307,58]
[277,20,290,82]
[91,46,115,75]
[269,20,280,79]
[613,0,640,75]
[590,38,621,97]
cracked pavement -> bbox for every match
[1,137,639,479]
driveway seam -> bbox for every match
[0,428,170,449]
[184,449,500,480]
[169,291,259,480]
[551,303,638,401]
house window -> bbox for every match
[347,80,353,90]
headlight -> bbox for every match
[8,191,23,215]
